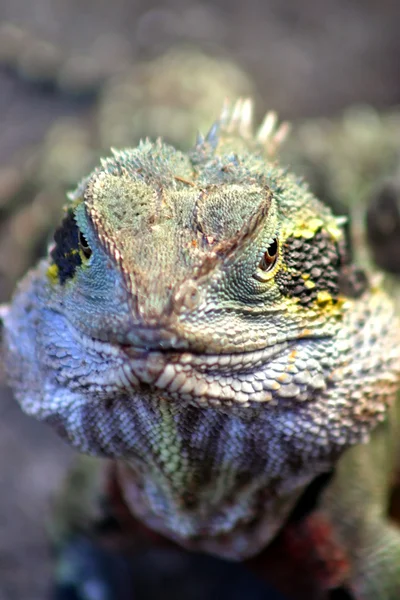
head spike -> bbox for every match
[256,111,290,155]
[219,98,231,125]
[238,98,253,138]
[227,98,244,133]
[335,216,348,227]
[270,121,291,153]
[200,100,290,157]
[100,157,110,169]
[205,121,220,146]
[257,112,278,143]
[195,130,205,146]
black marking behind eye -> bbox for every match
[276,228,368,305]
[50,210,82,285]
[275,230,341,306]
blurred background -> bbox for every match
[1,1,400,598]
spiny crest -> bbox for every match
[197,98,290,157]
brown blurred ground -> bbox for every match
[1,1,400,598]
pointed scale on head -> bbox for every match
[2,99,400,559]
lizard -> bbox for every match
[2,98,400,599]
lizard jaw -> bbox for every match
[55,310,321,407]
[58,316,324,407]
[118,340,322,408]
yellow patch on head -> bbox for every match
[314,292,347,319]
[288,215,344,244]
[317,291,333,306]
[46,263,59,284]
[292,217,324,239]
[326,221,344,242]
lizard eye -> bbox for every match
[254,239,279,281]
[79,231,92,259]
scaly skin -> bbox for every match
[2,100,400,595]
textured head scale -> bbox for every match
[80,100,289,323]
[63,99,339,339]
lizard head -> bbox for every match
[3,100,400,558]
[43,100,353,396]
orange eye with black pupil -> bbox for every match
[259,238,278,272]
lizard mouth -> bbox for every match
[114,340,300,406]
[63,316,317,406]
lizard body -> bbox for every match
[2,100,400,594]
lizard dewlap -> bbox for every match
[2,100,400,566]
